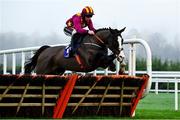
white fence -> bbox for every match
[150,71,180,111]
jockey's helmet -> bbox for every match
[81,6,94,17]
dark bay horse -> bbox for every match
[25,27,126,75]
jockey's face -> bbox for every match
[85,15,92,21]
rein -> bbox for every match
[83,43,102,48]
[82,34,104,48]
[93,34,104,44]
[84,34,104,48]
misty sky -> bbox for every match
[0,0,180,43]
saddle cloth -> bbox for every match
[64,46,72,58]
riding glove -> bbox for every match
[88,30,95,35]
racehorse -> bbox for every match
[25,27,126,75]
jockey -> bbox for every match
[64,6,96,55]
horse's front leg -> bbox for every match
[108,62,116,71]
[99,54,116,70]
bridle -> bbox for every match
[82,30,125,63]
[93,33,125,63]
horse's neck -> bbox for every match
[80,30,109,44]
[77,31,109,67]
[96,30,110,43]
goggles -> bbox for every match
[85,15,93,18]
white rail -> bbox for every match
[150,74,180,111]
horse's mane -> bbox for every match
[95,28,110,33]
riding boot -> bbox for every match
[70,34,79,55]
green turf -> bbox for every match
[135,109,180,119]
[137,93,175,110]
[134,93,180,119]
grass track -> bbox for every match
[135,109,180,119]
[134,93,180,119]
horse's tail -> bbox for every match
[24,45,50,74]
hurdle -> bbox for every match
[0,74,149,118]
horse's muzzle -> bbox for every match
[114,49,120,55]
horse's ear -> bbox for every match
[119,27,126,33]
[109,27,112,31]
[109,27,115,34]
